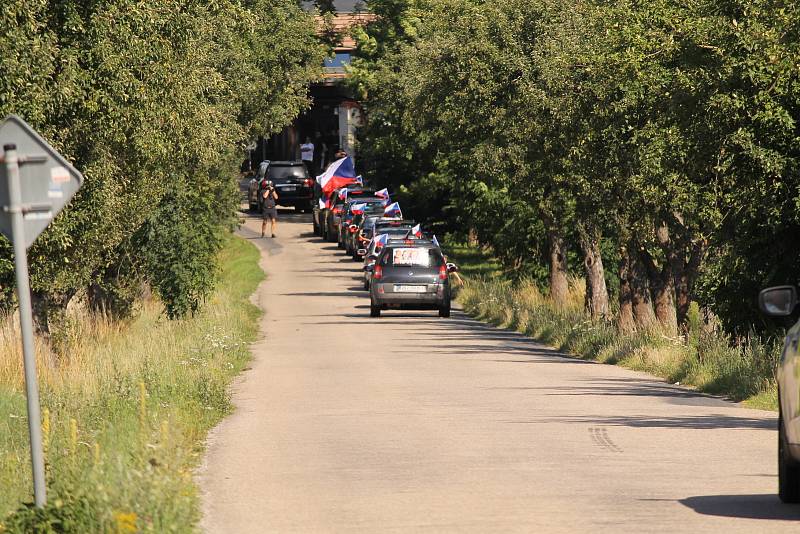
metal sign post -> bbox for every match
[0,116,84,508]
[3,144,47,506]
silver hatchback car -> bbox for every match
[366,241,457,318]
[758,285,800,502]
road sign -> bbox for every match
[0,115,84,508]
[0,115,84,248]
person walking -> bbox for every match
[261,180,279,238]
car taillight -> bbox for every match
[439,265,447,280]
[373,265,383,280]
[304,178,313,187]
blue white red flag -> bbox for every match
[351,202,366,214]
[384,202,402,217]
[412,224,422,238]
[339,189,348,201]
[356,175,364,184]
[374,233,389,248]
[375,188,390,199]
[381,198,391,207]
[432,234,440,248]
[318,198,326,210]
[317,157,357,196]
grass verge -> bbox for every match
[444,240,780,410]
[0,233,263,532]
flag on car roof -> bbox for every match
[432,234,440,248]
[351,203,366,215]
[317,157,357,196]
[384,202,402,217]
[339,188,348,200]
[411,224,422,238]
[374,233,389,248]
[375,188,390,199]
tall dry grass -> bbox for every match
[0,235,263,532]
[459,276,781,406]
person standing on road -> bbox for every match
[261,181,279,238]
[300,137,315,177]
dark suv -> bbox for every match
[266,161,314,212]
[366,240,457,318]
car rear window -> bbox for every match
[380,247,443,267]
[268,165,307,182]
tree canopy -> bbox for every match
[1,0,324,325]
[351,0,800,334]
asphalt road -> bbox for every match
[199,208,800,533]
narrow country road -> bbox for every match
[198,209,800,533]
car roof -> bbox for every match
[268,161,305,166]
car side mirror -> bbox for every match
[758,286,798,317]
[363,264,374,272]
[447,263,459,273]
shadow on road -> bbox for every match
[509,414,774,430]
[678,494,800,520]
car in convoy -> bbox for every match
[339,199,385,253]
[365,239,457,318]
[758,286,800,502]
[360,228,421,290]
[324,187,375,242]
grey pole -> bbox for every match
[4,144,47,507]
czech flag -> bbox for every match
[351,203,366,215]
[384,202,402,217]
[317,157,357,196]
[356,175,364,185]
[339,189,348,201]
[432,235,440,248]
[411,224,422,238]
[374,233,389,248]
[375,188,390,199]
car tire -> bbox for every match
[313,220,319,236]
[364,279,369,290]
[438,300,451,318]
[370,301,381,318]
[779,408,800,503]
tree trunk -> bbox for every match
[618,248,635,333]
[640,222,679,335]
[579,228,609,319]
[630,249,655,328]
[548,230,569,306]
[468,228,479,247]
[672,240,706,325]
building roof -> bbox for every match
[301,0,367,13]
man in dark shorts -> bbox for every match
[261,180,279,238]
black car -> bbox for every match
[366,240,457,318]
[266,161,314,212]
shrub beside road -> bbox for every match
[0,236,262,532]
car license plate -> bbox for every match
[395,285,426,293]
[279,185,296,191]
